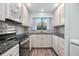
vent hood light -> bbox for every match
[18,3,21,7]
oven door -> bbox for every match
[20,39,30,56]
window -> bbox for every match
[32,18,51,31]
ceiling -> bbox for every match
[25,3,59,13]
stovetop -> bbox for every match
[0,33,29,55]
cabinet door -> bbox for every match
[31,34,52,48]
[53,3,64,26]
[53,35,59,55]
[59,4,64,25]
[21,4,29,26]
[5,3,21,23]
[52,35,55,49]
[55,35,59,54]
[32,35,41,47]
[54,7,60,26]
[10,3,21,22]
[58,37,64,56]
[1,44,19,56]
[0,3,5,21]
[42,35,52,47]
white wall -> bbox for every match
[65,3,79,56]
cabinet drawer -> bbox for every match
[1,44,19,56]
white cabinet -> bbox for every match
[52,35,64,56]
[5,3,22,23]
[53,5,60,26]
[53,3,64,26]
[31,34,52,48]
[1,44,19,56]
[31,35,43,47]
[0,3,6,21]
[21,4,29,26]
[0,3,29,25]
[43,35,52,47]
[59,4,64,25]
[53,35,59,54]
[58,37,64,56]
[0,3,22,22]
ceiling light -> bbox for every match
[27,3,31,7]
[41,9,44,11]
[54,3,59,7]
[18,3,21,7]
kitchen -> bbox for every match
[0,3,79,56]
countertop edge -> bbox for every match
[53,33,64,39]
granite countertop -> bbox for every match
[0,40,19,55]
[16,33,29,42]
[0,33,29,55]
[54,32,64,38]
[30,31,53,34]
[30,33,53,35]
[30,31,53,35]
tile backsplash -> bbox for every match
[0,21,28,34]
[54,25,64,34]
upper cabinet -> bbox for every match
[59,4,64,25]
[5,3,22,23]
[0,3,6,21]
[21,4,29,26]
[53,4,64,26]
[0,3,30,26]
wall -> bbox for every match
[0,21,28,34]
[54,26,64,34]
[29,12,54,33]
[65,3,79,56]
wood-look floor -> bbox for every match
[20,48,57,56]
[31,48,56,56]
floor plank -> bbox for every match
[31,48,57,56]
[20,48,57,56]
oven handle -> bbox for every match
[20,38,29,45]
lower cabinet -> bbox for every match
[58,37,64,56]
[53,35,64,56]
[31,34,52,48]
[1,44,19,56]
[53,35,59,55]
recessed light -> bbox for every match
[27,3,31,7]
[18,3,21,7]
[54,3,59,7]
[41,9,44,11]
